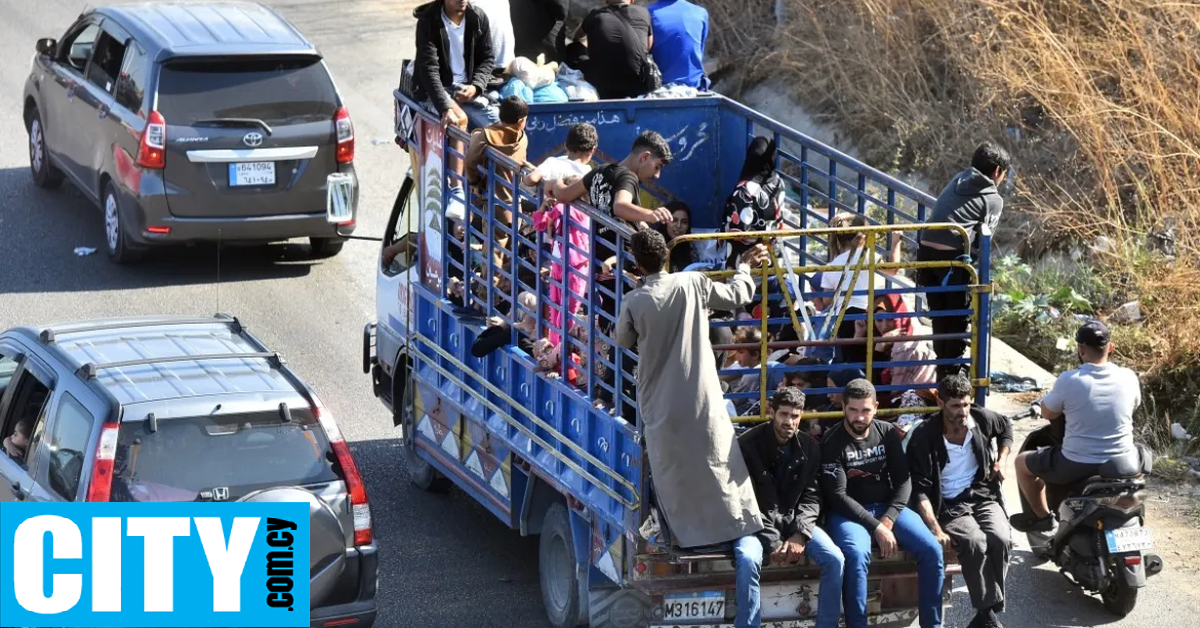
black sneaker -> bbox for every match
[1010,512,1056,533]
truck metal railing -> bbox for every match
[670,223,989,423]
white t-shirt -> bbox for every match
[442,12,469,84]
[535,156,591,183]
[1041,362,1141,464]
[471,0,515,70]
[820,248,886,312]
[941,428,978,500]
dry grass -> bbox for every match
[704,0,1200,419]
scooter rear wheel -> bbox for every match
[1101,576,1138,617]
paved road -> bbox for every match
[0,2,1196,628]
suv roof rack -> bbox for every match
[76,351,282,380]
[39,313,243,344]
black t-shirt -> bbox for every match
[582,162,641,261]
[819,419,911,530]
[581,4,652,99]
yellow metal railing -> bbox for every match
[667,223,985,424]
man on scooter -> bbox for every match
[1010,320,1142,534]
[907,374,1013,628]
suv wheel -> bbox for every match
[103,182,143,264]
[309,237,345,258]
[28,108,64,189]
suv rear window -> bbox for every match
[156,56,338,125]
[110,407,340,502]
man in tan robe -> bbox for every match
[616,228,768,549]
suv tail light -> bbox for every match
[85,423,120,502]
[334,106,354,164]
[137,111,167,169]
[313,398,372,546]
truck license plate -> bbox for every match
[663,591,725,621]
[1105,526,1153,553]
[228,161,275,186]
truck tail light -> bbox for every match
[335,106,354,164]
[313,399,372,545]
[85,423,120,502]
[137,111,166,169]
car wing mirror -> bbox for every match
[36,38,57,57]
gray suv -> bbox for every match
[22,2,359,264]
[0,313,378,627]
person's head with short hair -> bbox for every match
[971,141,1011,187]
[769,387,807,445]
[498,95,529,131]
[937,374,974,430]
[842,378,878,437]
[629,228,669,276]
[827,367,864,409]
[565,123,598,161]
[11,420,30,446]
[627,130,673,182]
[1075,319,1113,364]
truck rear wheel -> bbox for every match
[401,387,451,493]
[539,503,586,628]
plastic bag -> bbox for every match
[499,76,533,102]
[556,62,599,101]
[509,56,557,90]
[533,83,569,104]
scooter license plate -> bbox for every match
[1105,526,1154,553]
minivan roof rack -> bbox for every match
[76,351,281,380]
[39,313,243,344]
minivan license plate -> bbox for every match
[663,590,724,621]
[229,162,275,186]
[1105,526,1153,553]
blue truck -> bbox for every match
[364,89,993,627]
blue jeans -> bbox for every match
[828,504,944,628]
[420,97,499,130]
[733,528,846,628]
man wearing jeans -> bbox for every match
[821,379,944,628]
[737,387,845,628]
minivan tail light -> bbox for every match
[312,399,372,545]
[85,423,120,502]
[335,106,354,164]
[137,111,167,169]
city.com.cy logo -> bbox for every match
[0,502,311,627]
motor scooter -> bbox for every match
[1013,404,1165,617]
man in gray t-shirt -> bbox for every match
[1009,320,1142,533]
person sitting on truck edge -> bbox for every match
[914,141,1010,379]
[511,0,568,63]
[647,0,711,90]
[414,0,498,131]
[464,94,529,245]
[820,378,944,628]
[470,0,515,75]
[574,0,657,99]
[615,229,770,552]
[1010,320,1142,535]
[907,374,1013,628]
[738,387,845,628]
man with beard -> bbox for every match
[820,379,944,628]
[738,387,845,628]
[907,374,1013,628]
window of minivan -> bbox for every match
[109,406,340,502]
[155,56,339,126]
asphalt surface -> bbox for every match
[0,2,1196,628]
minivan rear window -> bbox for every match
[110,407,340,502]
[156,56,338,125]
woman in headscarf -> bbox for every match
[721,136,786,266]
[863,293,936,409]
